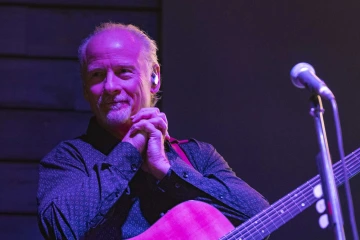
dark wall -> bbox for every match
[162,1,360,239]
[0,0,161,238]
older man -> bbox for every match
[37,23,269,239]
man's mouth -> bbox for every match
[102,100,130,110]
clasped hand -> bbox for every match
[122,108,170,180]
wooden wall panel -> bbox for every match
[0,163,38,213]
[0,110,92,160]
[0,6,159,57]
[0,215,41,239]
[0,0,160,8]
[0,7,27,55]
[0,58,89,111]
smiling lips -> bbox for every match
[103,100,130,110]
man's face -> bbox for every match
[83,29,153,133]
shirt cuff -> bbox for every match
[156,168,197,200]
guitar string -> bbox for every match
[225,152,360,240]
[225,150,360,240]
[227,151,360,240]
[221,149,360,240]
[228,180,320,239]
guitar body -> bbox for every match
[128,200,235,240]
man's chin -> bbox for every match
[105,116,128,126]
[103,111,131,127]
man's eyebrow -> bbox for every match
[87,64,136,71]
[115,65,136,71]
[87,64,104,72]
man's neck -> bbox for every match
[97,118,132,141]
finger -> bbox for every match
[130,109,169,138]
[158,113,170,139]
[130,119,164,139]
[138,117,167,136]
[165,131,170,140]
[158,112,168,126]
[131,109,169,135]
[148,118,168,135]
[131,107,160,123]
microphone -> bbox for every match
[290,62,335,100]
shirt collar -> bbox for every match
[85,117,121,155]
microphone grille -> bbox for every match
[290,62,316,88]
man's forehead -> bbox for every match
[87,28,140,50]
[83,28,150,72]
[84,28,145,63]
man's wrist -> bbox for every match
[151,162,171,180]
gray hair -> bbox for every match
[78,22,160,106]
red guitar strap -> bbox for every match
[169,137,193,167]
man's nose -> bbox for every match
[104,71,121,94]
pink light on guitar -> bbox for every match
[128,200,234,240]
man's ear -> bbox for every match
[150,64,161,93]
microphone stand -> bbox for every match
[309,95,346,239]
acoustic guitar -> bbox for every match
[129,147,360,240]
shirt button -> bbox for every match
[131,164,137,171]
[219,195,224,199]
[183,172,189,178]
[160,212,165,217]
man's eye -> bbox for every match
[91,72,104,78]
[115,68,133,79]
[120,69,132,74]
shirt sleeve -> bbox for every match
[157,140,270,227]
[37,141,142,239]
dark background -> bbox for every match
[0,0,359,239]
